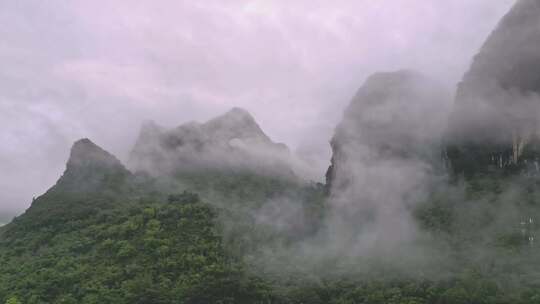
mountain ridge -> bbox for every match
[129,107,296,179]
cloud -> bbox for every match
[0,0,514,214]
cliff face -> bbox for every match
[324,71,450,251]
[129,108,295,179]
[446,0,540,176]
[327,70,450,192]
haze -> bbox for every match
[0,0,514,217]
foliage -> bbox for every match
[3,164,540,303]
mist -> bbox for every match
[6,2,540,302]
[0,1,514,217]
[243,70,453,278]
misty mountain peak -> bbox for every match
[45,138,133,194]
[336,70,449,150]
[203,107,271,143]
[361,70,422,91]
[67,138,124,170]
[139,120,163,137]
[460,0,540,93]
[224,107,253,119]
[446,0,540,176]
[129,108,296,178]
[327,70,450,190]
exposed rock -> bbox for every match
[446,0,540,176]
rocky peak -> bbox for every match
[128,108,295,178]
[56,138,131,192]
[12,139,134,232]
[462,0,540,93]
[327,70,450,190]
[220,107,253,120]
[67,138,125,170]
[445,0,540,176]
[202,107,271,143]
[333,70,448,154]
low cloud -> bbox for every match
[0,0,513,214]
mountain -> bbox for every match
[0,138,270,303]
[55,138,133,193]
[5,2,540,303]
[129,108,295,179]
[0,139,136,239]
[0,189,263,303]
[0,135,325,303]
[446,0,540,176]
[326,70,450,191]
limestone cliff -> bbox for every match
[446,0,540,176]
[327,70,450,191]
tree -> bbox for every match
[5,296,22,304]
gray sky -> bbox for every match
[0,0,514,215]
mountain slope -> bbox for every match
[6,2,540,303]
[446,0,540,176]
[0,191,271,304]
[0,137,326,303]
[0,139,136,241]
[0,139,276,303]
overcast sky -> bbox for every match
[0,0,514,215]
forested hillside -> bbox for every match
[3,1,540,303]
[3,153,540,303]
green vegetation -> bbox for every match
[2,161,540,303]
[0,192,272,304]
[0,163,328,303]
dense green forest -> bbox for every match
[2,159,540,303]
[3,1,540,301]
